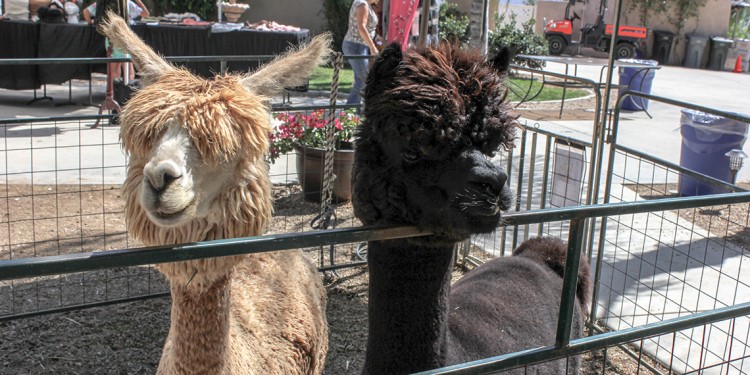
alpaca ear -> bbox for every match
[364,43,403,98]
[241,33,332,97]
[371,43,403,76]
[490,46,515,73]
[99,11,174,86]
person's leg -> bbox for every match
[342,40,370,106]
[112,63,122,79]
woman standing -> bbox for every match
[342,0,380,107]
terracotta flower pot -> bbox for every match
[295,144,354,203]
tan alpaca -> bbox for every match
[100,14,330,375]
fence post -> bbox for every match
[555,218,585,347]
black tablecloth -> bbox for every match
[37,22,112,84]
[0,21,40,90]
[211,28,311,73]
[0,20,310,90]
[143,23,215,76]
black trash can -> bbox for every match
[679,109,749,196]
[708,37,734,70]
[652,30,675,65]
[683,34,709,68]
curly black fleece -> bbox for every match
[363,43,516,162]
[354,44,590,375]
[353,43,518,232]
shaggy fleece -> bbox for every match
[103,13,330,375]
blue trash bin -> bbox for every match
[678,109,749,196]
[618,59,658,111]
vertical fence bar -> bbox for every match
[590,99,625,323]
[512,129,527,250]
[584,84,604,258]
[501,147,514,256]
[538,135,553,237]
[524,131,538,241]
[556,218,585,347]
[460,238,471,266]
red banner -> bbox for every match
[387,0,420,49]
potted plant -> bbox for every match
[270,109,359,202]
[220,0,250,23]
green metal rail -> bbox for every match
[2,192,747,282]
[1,192,749,373]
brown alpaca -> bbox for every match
[101,14,330,375]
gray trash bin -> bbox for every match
[683,34,709,68]
[652,30,675,65]
[708,37,734,70]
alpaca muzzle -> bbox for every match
[141,160,196,226]
[461,150,511,213]
[143,160,183,194]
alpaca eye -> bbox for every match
[401,150,420,162]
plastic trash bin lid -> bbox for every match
[618,58,658,67]
[711,36,734,45]
[687,34,709,45]
[681,109,749,138]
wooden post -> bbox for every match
[417,0,431,47]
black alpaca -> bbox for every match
[352,43,592,374]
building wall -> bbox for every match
[619,0,731,65]
[534,1,568,34]
[498,4,535,26]
[535,0,732,64]
[228,0,730,65]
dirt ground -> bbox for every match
[0,184,667,374]
[627,182,750,249]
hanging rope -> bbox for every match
[310,52,343,271]
[320,52,343,211]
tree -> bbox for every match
[322,0,353,53]
[627,0,668,26]
[668,0,708,34]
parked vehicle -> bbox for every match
[544,0,647,58]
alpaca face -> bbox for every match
[139,122,236,227]
[118,70,274,232]
[352,44,517,243]
[103,12,331,250]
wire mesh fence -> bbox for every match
[2,59,750,374]
[0,114,170,320]
[589,93,750,374]
[0,100,375,321]
[460,92,750,374]
[463,121,594,261]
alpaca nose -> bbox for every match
[468,165,507,196]
[143,161,182,192]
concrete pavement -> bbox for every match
[536,62,750,183]
[2,64,749,184]
[0,78,336,185]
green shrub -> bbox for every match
[438,2,470,45]
[488,13,548,69]
[729,8,750,39]
[323,0,354,52]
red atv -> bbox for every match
[544,0,647,59]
